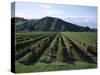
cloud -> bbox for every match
[40,9,64,16]
[84,19,90,22]
[40,4,52,9]
[65,16,97,19]
[63,16,97,28]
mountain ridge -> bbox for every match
[12,16,96,32]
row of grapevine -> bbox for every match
[62,32,97,54]
[16,33,55,51]
[61,33,82,61]
[16,32,53,42]
[16,32,97,65]
[38,33,59,63]
[62,32,96,63]
[16,32,56,60]
[17,33,57,65]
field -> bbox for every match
[15,32,97,73]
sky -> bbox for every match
[13,2,97,28]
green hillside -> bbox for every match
[12,17,95,32]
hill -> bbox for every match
[12,16,95,32]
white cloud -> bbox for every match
[40,9,64,16]
[65,16,97,19]
[40,4,52,9]
[84,19,90,22]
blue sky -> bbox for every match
[14,2,97,28]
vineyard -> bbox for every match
[15,32,97,73]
